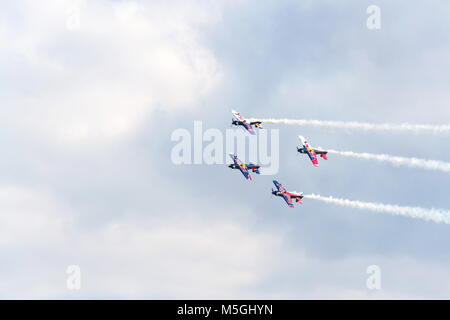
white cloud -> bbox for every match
[76,217,282,298]
[0,0,223,144]
[2,0,450,300]
[0,185,284,298]
[0,186,70,246]
[1,184,450,299]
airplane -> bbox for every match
[228,153,261,181]
[297,135,328,167]
[271,180,304,208]
[231,110,262,135]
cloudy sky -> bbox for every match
[1,0,450,299]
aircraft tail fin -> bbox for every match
[247,163,260,174]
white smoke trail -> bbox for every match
[304,194,450,225]
[327,149,450,173]
[248,118,450,134]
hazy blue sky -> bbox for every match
[1,0,450,298]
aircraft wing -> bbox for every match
[298,135,307,146]
[306,150,319,166]
[238,164,251,180]
[281,194,294,208]
[242,122,256,135]
[234,155,251,180]
[231,110,245,122]
[273,180,287,193]
[228,153,239,167]
[298,136,318,165]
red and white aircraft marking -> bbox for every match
[297,135,328,167]
[272,180,304,208]
[231,110,262,135]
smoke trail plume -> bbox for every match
[327,149,450,173]
[249,118,450,134]
[304,194,450,224]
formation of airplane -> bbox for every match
[272,180,304,208]
[228,153,261,181]
[228,110,330,208]
[297,135,328,167]
[231,110,262,135]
